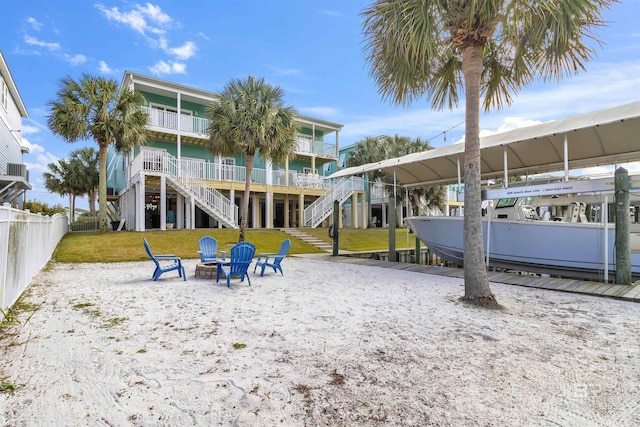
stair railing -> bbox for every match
[140,150,238,228]
[303,176,364,228]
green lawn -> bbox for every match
[302,227,420,252]
[54,227,419,263]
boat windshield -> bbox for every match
[496,198,517,208]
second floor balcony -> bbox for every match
[142,105,208,137]
[141,105,336,159]
[129,149,330,191]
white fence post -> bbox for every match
[0,204,68,316]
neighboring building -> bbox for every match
[107,72,366,231]
[335,141,464,228]
[0,50,30,208]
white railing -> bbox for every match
[141,106,335,152]
[136,150,329,190]
[0,204,68,316]
[137,150,239,228]
[303,176,365,228]
[370,182,388,202]
[295,136,336,158]
[141,106,209,136]
[295,173,326,189]
[182,180,239,225]
[130,148,338,227]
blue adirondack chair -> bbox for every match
[216,242,256,287]
[143,237,186,281]
[253,239,291,277]
[197,236,226,262]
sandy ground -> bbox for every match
[0,257,639,426]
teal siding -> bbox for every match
[141,91,208,117]
[298,126,324,142]
[181,144,214,161]
[326,144,357,175]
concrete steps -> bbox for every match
[280,228,333,252]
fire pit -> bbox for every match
[195,262,218,279]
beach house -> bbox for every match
[330,141,463,228]
[0,50,30,209]
[107,72,367,231]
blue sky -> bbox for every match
[2,0,639,209]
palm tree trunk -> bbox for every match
[240,153,254,242]
[89,189,97,216]
[98,143,109,233]
[69,194,75,223]
[461,43,497,307]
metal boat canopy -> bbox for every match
[329,101,640,187]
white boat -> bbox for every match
[406,178,640,281]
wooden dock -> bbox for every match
[297,254,640,302]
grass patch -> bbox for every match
[55,229,323,263]
[0,292,40,334]
[54,228,420,263]
[303,227,421,252]
[72,303,95,309]
[232,342,247,350]
[101,317,128,328]
[0,378,20,393]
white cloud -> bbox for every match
[24,35,60,51]
[96,2,172,35]
[21,125,40,135]
[149,60,186,76]
[476,117,545,139]
[96,3,159,35]
[99,60,117,75]
[341,108,464,146]
[320,10,342,17]
[65,54,87,65]
[22,140,58,175]
[26,17,42,31]
[196,32,210,41]
[96,3,196,68]
[137,3,171,25]
[298,106,340,119]
[270,66,302,77]
[339,58,640,147]
[167,41,196,60]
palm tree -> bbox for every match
[43,159,79,221]
[69,147,99,216]
[387,136,446,218]
[206,76,298,241]
[47,74,149,232]
[362,0,614,307]
[349,134,445,226]
[347,136,389,226]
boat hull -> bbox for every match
[405,216,640,281]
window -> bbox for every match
[496,198,518,208]
[1,78,7,111]
[338,153,347,168]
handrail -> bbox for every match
[134,148,346,228]
[303,176,364,227]
[139,150,239,228]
